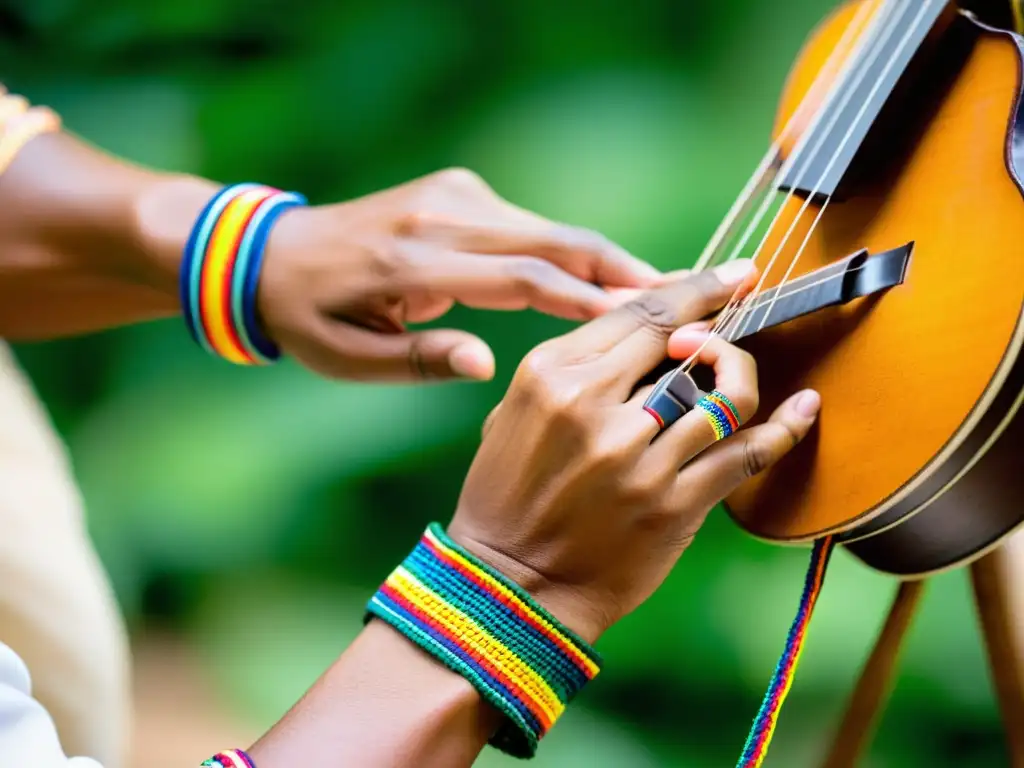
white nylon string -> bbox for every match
[730,0,937,342]
[721,0,915,342]
[690,0,882,273]
[684,0,895,364]
[699,0,894,278]
[678,0,900,370]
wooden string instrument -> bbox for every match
[643,0,1024,763]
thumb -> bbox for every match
[290,319,496,382]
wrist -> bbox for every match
[366,523,603,759]
[445,523,611,646]
[128,172,220,302]
[0,132,205,315]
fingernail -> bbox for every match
[713,258,755,285]
[449,343,495,380]
[680,320,711,332]
[794,389,821,418]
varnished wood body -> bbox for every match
[724,2,1024,576]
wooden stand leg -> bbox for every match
[970,531,1024,765]
[820,580,926,768]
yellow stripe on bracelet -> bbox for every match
[0,106,61,176]
[199,186,275,363]
[422,527,601,679]
[388,566,564,724]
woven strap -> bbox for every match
[736,536,835,767]
[366,523,602,758]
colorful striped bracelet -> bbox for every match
[366,523,602,758]
[201,749,255,767]
[179,183,308,365]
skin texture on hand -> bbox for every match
[447,261,822,643]
[255,167,664,382]
[0,133,665,385]
[247,267,821,768]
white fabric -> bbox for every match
[0,640,103,767]
[0,343,130,766]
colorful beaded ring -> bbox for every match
[201,749,255,767]
[695,390,741,441]
[179,182,308,365]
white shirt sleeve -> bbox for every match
[0,641,103,768]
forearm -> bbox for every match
[0,130,216,338]
[249,620,499,768]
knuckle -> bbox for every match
[741,437,773,478]
[509,258,560,292]
[433,166,488,191]
[622,469,669,506]
[622,292,681,335]
[551,225,606,254]
[683,271,734,316]
[396,210,431,236]
[371,240,414,282]
[584,431,628,472]
[514,346,582,414]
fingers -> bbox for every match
[294,317,497,382]
[559,261,753,364]
[557,263,753,400]
[674,389,821,509]
[401,250,617,321]
[645,335,759,463]
[408,211,663,289]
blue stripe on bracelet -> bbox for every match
[180,182,261,354]
[238,194,306,361]
[403,546,589,690]
[229,192,305,363]
[369,593,540,736]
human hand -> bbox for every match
[256,168,663,382]
[445,260,822,643]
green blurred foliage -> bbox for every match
[0,0,1009,764]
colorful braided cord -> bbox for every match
[696,389,741,440]
[366,523,602,758]
[736,536,835,768]
[201,749,255,768]
[180,183,307,365]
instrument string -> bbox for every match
[733,0,937,341]
[691,0,883,274]
[681,0,898,368]
[688,0,897,358]
[724,0,924,343]
[698,0,890,277]
[708,258,877,341]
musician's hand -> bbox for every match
[257,168,663,382]
[447,260,821,643]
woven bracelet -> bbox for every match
[366,523,602,759]
[201,749,255,767]
[179,182,307,365]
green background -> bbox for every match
[0,0,1009,764]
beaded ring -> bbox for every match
[179,183,308,365]
[201,749,255,767]
[694,390,741,441]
